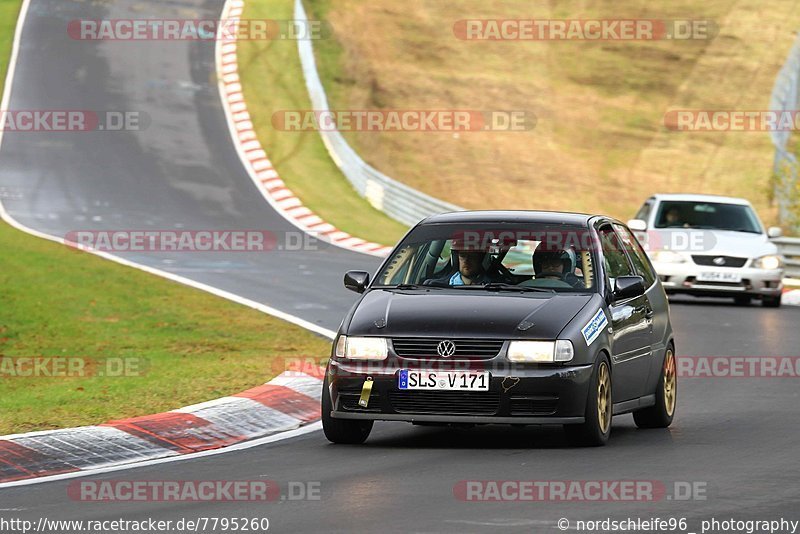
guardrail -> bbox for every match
[294,0,462,227]
[294,0,800,267]
[775,237,800,278]
[770,34,800,234]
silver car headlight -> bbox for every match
[651,250,686,263]
[334,336,388,360]
[507,340,574,363]
[754,255,783,270]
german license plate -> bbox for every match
[398,370,490,391]
[697,271,742,283]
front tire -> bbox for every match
[762,294,782,308]
[321,376,373,444]
[633,346,676,428]
[564,355,612,446]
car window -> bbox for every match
[598,225,634,280]
[374,223,598,292]
[434,239,534,275]
[499,239,538,276]
[613,224,656,288]
[653,200,763,233]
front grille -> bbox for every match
[691,255,748,268]
[510,395,559,416]
[388,390,500,415]
[391,338,504,359]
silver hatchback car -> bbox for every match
[628,194,784,307]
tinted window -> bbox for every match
[614,224,656,287]
[654,200,762,233]
[598,225,633,279]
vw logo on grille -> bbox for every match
[436,340,457,358]
[713,256,727,266]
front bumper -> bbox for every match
[653,262,783,298]
[327,359,594,424]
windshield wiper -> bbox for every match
[455,282,555,293]
[391,283,444,290]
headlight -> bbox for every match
[754,255,783,270]
[651,250,685,263]
[334,336,388,360]
[507,340,574,363]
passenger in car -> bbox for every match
[521,244,579,288]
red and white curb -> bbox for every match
[0,0,342,489]
[216,0,393,258]
[0,367,324,486]
[784,283,800,306]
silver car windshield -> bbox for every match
[654,201,763,233]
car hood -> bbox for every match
[344,289,594,339]
[651,229,778,258]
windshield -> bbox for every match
[374,223,597,292]
[654,201,763,233]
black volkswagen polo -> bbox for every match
[322,211,676,446]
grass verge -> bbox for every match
[0,0,20,80]
[0,222,330,435]
[237,0,409,245]
[0,2,330,434]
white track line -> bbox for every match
[0,0,334,488]
[0,423,322,489]
[0,0,335,339]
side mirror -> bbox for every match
[768,226,782,238]
[627,219,647,232]
[613,275,645,301]
[344,270,370,293]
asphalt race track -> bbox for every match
[2,0,800,532]
[0,0,379,331]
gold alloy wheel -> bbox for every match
[664,349,677,417]
[597,361,611,433]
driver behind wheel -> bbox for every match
[432,239,493,286]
